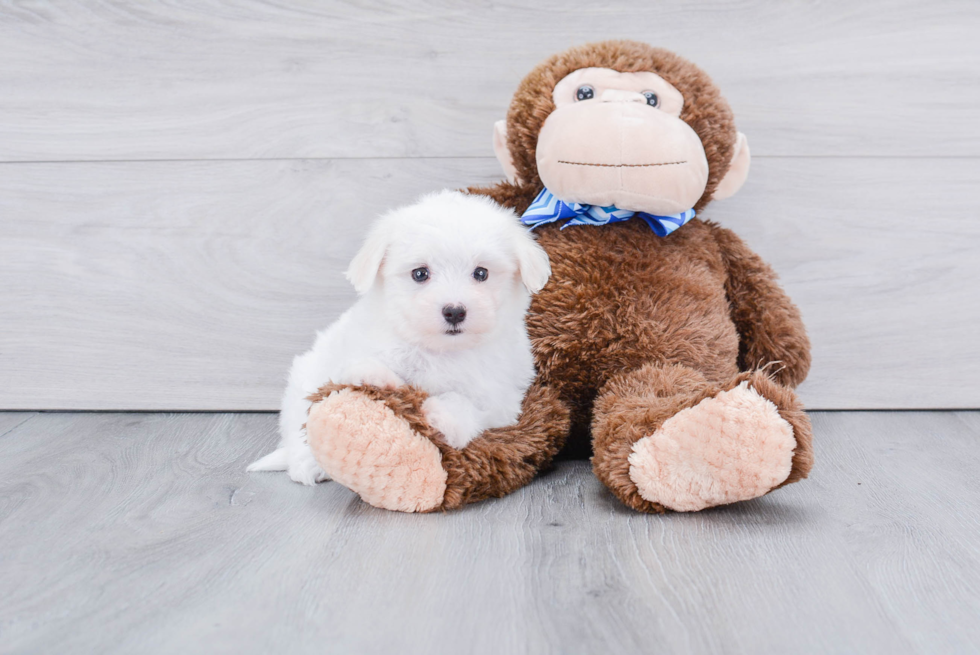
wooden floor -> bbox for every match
[1,410,978,654]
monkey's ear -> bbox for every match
[713,132,751,200]
[345,224,389,294]
[493,120,521,184]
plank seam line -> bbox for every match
[0,413,38,439]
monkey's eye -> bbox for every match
[642,91,659,107]
[412,267,430,283]
[575,85,595,101]
[473,267,488,282]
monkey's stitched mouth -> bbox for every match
[557,160,686,168]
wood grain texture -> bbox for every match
[0,0,978,161]
[2,157,978,410]
[0,157,497,410]
[0,410,978,654]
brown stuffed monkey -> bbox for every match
[305,40,813,513]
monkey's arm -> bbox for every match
[711,224,811,388]
[305,377,570,512]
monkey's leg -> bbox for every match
[305,381,570,513]
[591,363,812,513]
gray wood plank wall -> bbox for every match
[2,1,979,410]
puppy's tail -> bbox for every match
[246,447,288,472]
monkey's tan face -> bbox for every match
[535,68,709,215]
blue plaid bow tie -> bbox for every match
[521,188,695,237]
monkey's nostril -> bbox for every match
[442,304,466,326]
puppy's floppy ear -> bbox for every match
[513,228,551,294]
[345,224,390,294]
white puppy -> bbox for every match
[248,190,551,485]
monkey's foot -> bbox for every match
[307,389,447,512]
[628,381,797,512]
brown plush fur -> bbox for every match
[318,40,813,512]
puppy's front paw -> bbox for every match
[286,447,331,486]
[423,396,481,449]
[338,359,404,389]
[360,368,404,389]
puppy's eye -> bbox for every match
[642,91,658,107]
[576,85,595,101]
[472,267,488,282]
[411,267,429,283]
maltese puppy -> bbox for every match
[248,190,551,485]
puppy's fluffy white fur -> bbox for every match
[248,191,551,485]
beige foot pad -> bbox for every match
[306,389,447,513]
[628,382,796,512]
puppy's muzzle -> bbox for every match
[442,304,466,327]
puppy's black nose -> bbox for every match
[442,304,466,326]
